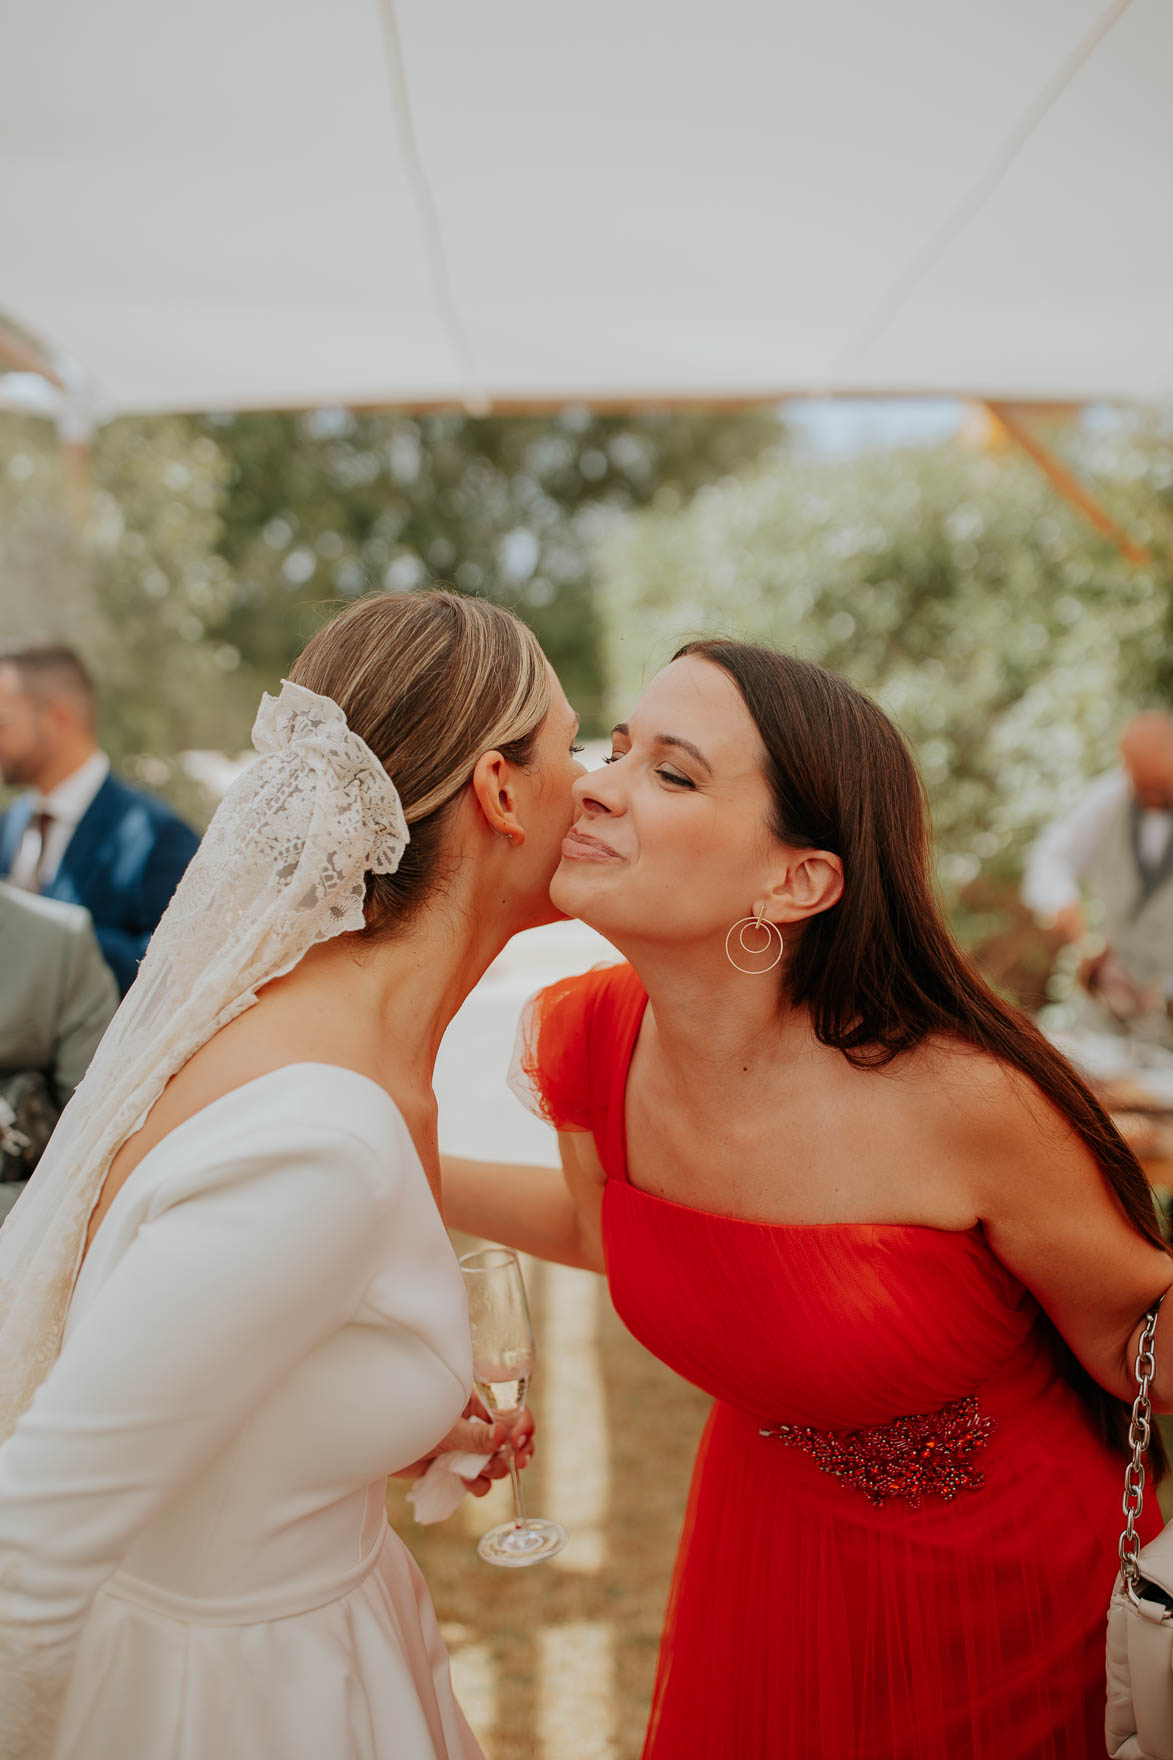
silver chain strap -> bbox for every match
[1120,1298,1165,1608]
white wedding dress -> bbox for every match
[0,1062,484,1760]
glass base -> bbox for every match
[476,1517,568,1569]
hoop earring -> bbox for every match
[724,909,784,975]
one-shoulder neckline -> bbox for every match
[608,1176,984,1240]
[610,974,981,1240]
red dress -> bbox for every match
[516,962,1155,1760]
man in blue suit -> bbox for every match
[0,643,200,995]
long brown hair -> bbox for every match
[676,637,1170,1462]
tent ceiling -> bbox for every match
[1,0,1169,416]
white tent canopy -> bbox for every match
[1,0,1170,418]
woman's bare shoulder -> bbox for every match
[882,1032,1110,1226]
[882,1034,1076,1151]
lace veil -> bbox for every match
[0,680,409,1444]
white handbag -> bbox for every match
[1107,1299,1173,1759]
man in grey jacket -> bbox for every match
[0,881,118,1220]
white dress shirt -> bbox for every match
[8,751,111,892]
[1022,768,1173,919]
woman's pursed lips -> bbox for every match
[561,827,622,861]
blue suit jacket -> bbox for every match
[0,774,200,996]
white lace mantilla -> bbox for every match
[0,680,407,1758]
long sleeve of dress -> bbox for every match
[0,1123,401,1760]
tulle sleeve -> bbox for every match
[503,964,648,1140]
[508,972,596,1132]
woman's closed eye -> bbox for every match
[603,750,695,789]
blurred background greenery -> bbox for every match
[3,399,1171,1000]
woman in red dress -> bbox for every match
[445,639,1173,1759]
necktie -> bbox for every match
[29,808,54,893]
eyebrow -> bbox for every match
[611,723,713,776]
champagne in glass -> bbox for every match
[476,1348,533,1420]
[459,1247,567,1568]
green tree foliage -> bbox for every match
[1,402,779,823]
[90,417,253,767]
[0,416,95,649]
[596,415,1173,948]
[195,405,782,733]
[4,395,1171,972]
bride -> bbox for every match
[0,590,585,1760]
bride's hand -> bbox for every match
[392,1395,535,1496]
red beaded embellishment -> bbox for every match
[759,1394,995,1509]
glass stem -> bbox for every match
[507,1442,527,1528]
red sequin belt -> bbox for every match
[759,1392,996,1508]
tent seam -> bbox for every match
[376,0,487,411]
[824,0,1137,386]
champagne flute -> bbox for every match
[459,1246,568,1567]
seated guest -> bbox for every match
[0,880,118,1219]
[0,642,200,994]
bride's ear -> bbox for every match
[469,750,526,846]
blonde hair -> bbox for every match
[291,591,550,932]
